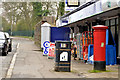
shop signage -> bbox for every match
[60,17,69,26]
[43,41,50,55]
[65,0,79,11]
[61,0,120,26]
[43,42,55,57]
[48,43,55,57]
[101,0,120,11]
[68,1,102,24]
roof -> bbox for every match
[41,22,51,27]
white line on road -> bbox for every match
[6,43,19,78]
[17,43,19,49]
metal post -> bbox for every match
[11,16,13,36]
[118,14,120,63]
[11,24,12,36]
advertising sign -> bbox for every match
[65,0,79,11]
[101,0,120,11]
[43,41,50,56]
[60,52,68,61]
[67,0,79,7]
[48,43,55,58]
[68,1,103,24]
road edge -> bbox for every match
[5,43,19,78]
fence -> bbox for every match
[7,31,34,37]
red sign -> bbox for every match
[48,43,55,57]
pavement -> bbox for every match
[0,37,119,79]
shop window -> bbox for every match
[110,19,115,26]
[116,18,118,25]
[111,26,115,39]
[105,20,109,26]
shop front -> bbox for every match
[57,0,120,64]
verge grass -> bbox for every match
[88,70,113,73]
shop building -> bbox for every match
[57,0,120,64]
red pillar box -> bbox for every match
[92,25,108,71]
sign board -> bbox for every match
[101,0,120,11]
[68,0,103,24]
[48,43,55,57]
[60,16,69,26]
[62,0,120,26]
[43,41,50,56]
[60,43,67,48]
[67,0,79,7]
[60,52,68,61]
[65,0,79,11]
[50,27,70,42]
[62,20,68,26]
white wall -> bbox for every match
[41,22,51,48]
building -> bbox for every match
[34,16,55,49]
[57,0,120,64]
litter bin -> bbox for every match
[54,41,72,72]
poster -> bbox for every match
[60,52,68,61]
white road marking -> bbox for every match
[6,43,19,78]
[17,43,19,49]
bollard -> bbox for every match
[92,25,108,71]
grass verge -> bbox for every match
[88,70,113,73]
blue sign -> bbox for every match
[43,41,50,55]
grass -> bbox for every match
[88,70,113,73]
